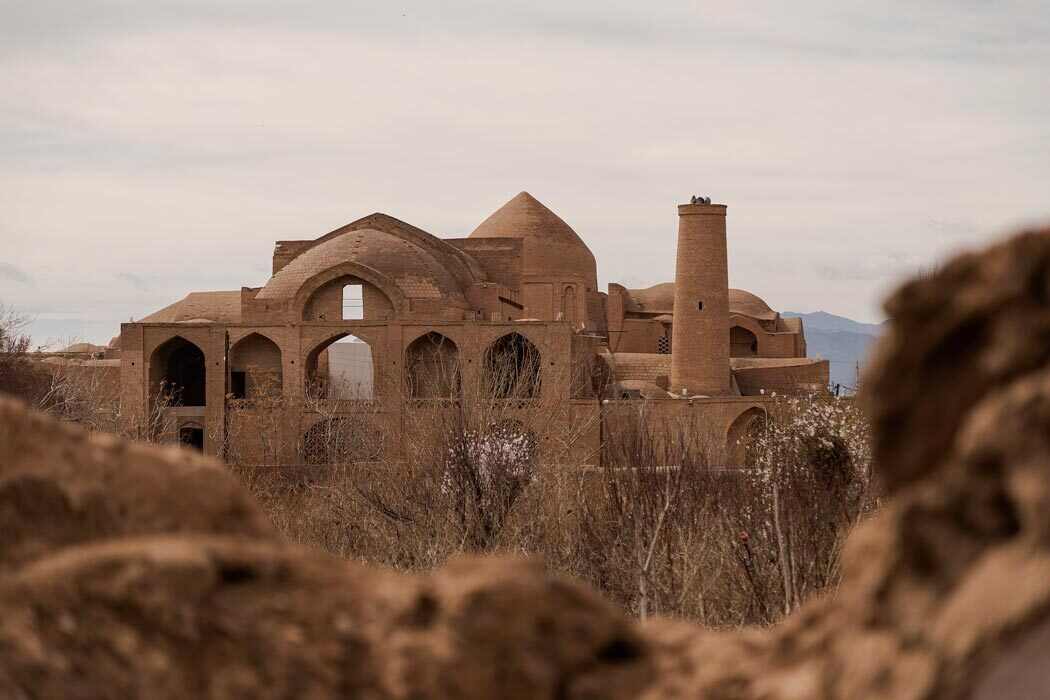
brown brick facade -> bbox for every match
[118,192,827,463]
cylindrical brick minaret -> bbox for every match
[670,201,731,396]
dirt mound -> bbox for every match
[0,400,652,700]
[0,399,274,573]
[0,537,651,699]
[2,227,1050,698]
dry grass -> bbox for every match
[230,393,874,627]
[1,307,876,627]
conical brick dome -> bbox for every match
[470,192,598,289]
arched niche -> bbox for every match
[405,332,461,399]
[562,286,576,322]
[730,325,759,358]
[484,333,541,399]
[149,336,206,407]
[301,274,396,322]
[178,421,205,451]
[726,406,768,467]
[305,332,375,400]
[229,333,283,399]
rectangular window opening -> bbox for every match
[231,371,247,399]
[698,301,704,310]
[343,284,364,320]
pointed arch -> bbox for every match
[562,286,577,322]
[726,406,768,467]
[229,333,283,399]
[304,332,375,400]
[297,263,401,322]
[729,314,766,357]
[405,332,461,398]
[484,332,541,399]
[730,325,759,358]
[149,336,206,407]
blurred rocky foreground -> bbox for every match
[2,230,1050,700]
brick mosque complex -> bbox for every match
[109,192,828,464]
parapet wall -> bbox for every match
[732,359,830,396]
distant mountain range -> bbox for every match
[781,311,887,391]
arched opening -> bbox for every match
[302,276,394,322]
[305,334,374,400]
[300,417,382,466]
[405,332,460,398]
[149,336,206,407]
[562,286,576,322]
[229,333,282,400]
[726,407,767,467]
[730,325,759,357]
[178,422,204,451]
[484,333,541,399]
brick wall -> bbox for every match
[733,360,829,396]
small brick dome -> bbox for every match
[470,192,598,290]
[625,284,777,322]
[627,283,676,314]
[728,289,777,321]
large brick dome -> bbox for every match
[470,192,598,290]
[256,228,467,304]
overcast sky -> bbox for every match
[2,0,1048,345]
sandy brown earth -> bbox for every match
[2,228,1050,699]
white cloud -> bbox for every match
[1,0,1048,343]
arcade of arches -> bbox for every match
[122,192,828,465]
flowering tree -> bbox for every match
[442,422,537,550]
[741,395,875,615]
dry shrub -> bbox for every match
[230,388,874,627]
[3,312,874,627]
[0,305,50,404]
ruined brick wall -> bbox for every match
[446,237,523,290]
[605,353,672,386]
[587,290,608,334]
[272,240,311,274]
[614,319,668,354]
[732,359,830,396]
[756,332,800,358]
